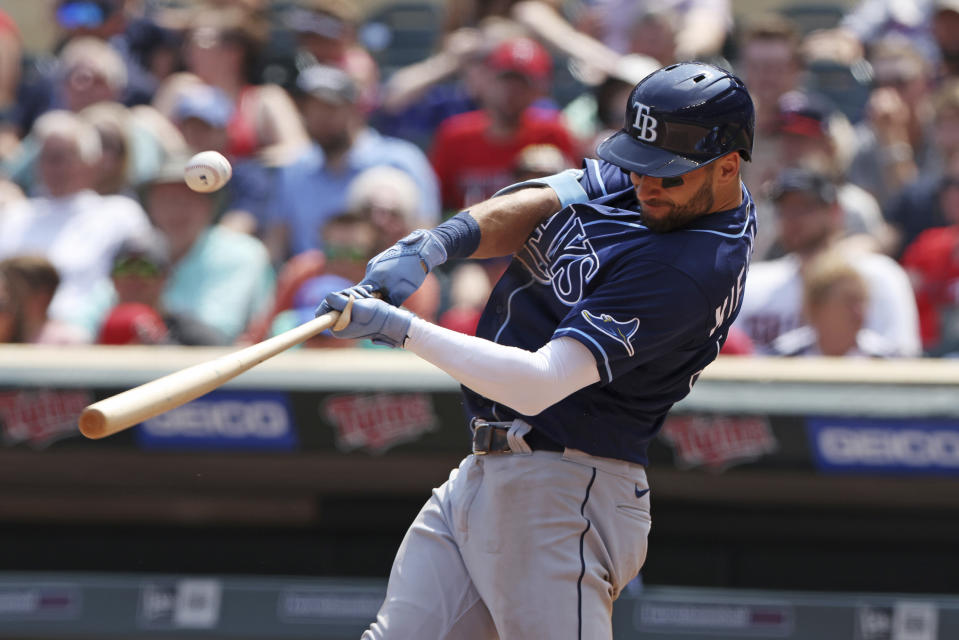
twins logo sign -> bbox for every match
[517,212,600,305]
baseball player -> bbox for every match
[319,62,757,639]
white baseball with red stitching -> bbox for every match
[184,150,232,193]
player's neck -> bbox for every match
[708,179,743,214]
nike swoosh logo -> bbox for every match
[635,485,649,499]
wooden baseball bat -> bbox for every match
[79,303,353,440]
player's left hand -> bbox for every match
[319,285,414,348]
[360,230,448,306]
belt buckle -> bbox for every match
[471,419,492,455]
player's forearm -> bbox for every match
[405,318,600,416]
[360,184,564,306]
[467,187,562,258]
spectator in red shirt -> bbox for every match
[901,152,959,356]
[429,36,577,212]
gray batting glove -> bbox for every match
[361,230,448,306]
[321,285,414,348]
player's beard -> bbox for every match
[640,177,715,233]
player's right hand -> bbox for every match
[321,284,414,348]
[359,230,448,306]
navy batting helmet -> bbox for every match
[597,62,754,178]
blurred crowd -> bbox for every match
[0,0,958,359]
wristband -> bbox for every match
[430,210,481,260]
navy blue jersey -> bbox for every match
[464,158,757,465]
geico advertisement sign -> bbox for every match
[807,418,959,473]
[137,391,296,450]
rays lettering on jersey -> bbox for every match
[517,212,601,305]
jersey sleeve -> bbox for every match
[577,157,632,200]
[489,157,633,209]
[553,260,711,385]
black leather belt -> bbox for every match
[470,419,564,455]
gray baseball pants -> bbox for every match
[361,436,652,639]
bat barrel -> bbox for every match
[77,359,240,438]
[78,407,108,439]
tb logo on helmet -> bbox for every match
[631,103,658,143]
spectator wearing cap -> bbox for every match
[762,90,892,258]
[900,152,959,356]
[846,36,940,210]
[884,80,959,255]
[283,0,378,113]
[429,36,577,211]
[771,250,896,358]
[99,229,228,346]
[170,83,275,237]
[0,110,150,338]
[173,83,234,154]
[733,167,920,356]
[138,154,274,343]
[265,63,440,262]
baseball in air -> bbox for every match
[184,151,232,193]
